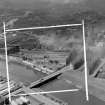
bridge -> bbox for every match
[29,66,72,88]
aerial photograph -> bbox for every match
[1,0,105,105]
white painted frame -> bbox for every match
[3,20,89,102]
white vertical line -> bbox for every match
[3,22,11,102]
[82,20,89,101]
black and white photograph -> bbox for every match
[0,0,105,105]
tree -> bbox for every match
[66,48,78,66]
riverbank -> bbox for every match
[0,54,54,75]
[1,54,105,105]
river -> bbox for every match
[0,59,105,105]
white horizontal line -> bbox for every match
[6,24,82,32]
[11,89,79,97]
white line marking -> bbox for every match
[6,24,82,32]
[82,20,89,101]
[3,22,11,102]
[3,21,88,102]
[11,89,79,97]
